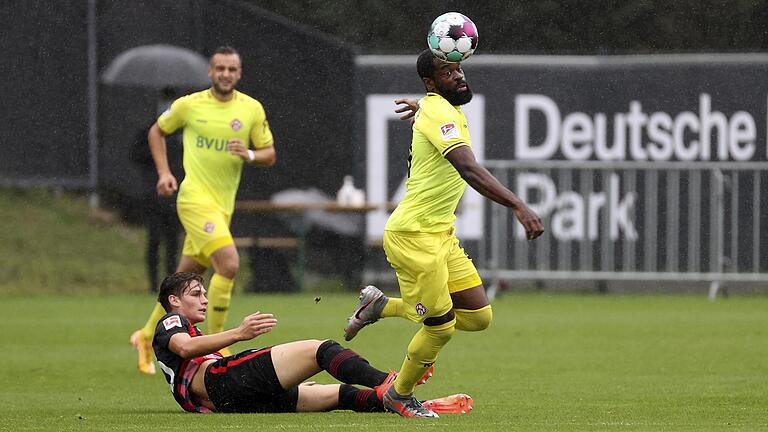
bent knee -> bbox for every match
[421,317,456,344]
[454,305,493,332]
[216,260,239,278]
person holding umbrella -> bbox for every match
[130,46,276,375]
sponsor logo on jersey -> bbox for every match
[230,119,242,131]
[203,221,215,233]
[415,302,428,316]
[440,122,460,140]
[163,315,182,330]
[195,136,230,151]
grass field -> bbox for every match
[0,188,147,295]
[2,189,767,430]
[0,188,257,296]
[2,292,767,431]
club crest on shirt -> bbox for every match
[203,221,215,233]
[163,315,182,330]
[230,118,243,131]
[440,122,460,140]
[415,302,428,316]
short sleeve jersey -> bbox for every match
[385,93,471,233]
[153,313,222,412]
[157,89,274,214]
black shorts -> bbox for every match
[204,347,299,413]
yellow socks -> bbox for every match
[207,273,234,334]
[454,305,493,331]
[393,319,456,395]
[141,302,167,339]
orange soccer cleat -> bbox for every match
[130,329,156,375]
[374,364,435,400]
[422,393,474,414]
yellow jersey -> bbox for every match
[157,89,273,214]
[385,92,471,233]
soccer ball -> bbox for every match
[427,12,479,63]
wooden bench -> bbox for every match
[234,237,299,249]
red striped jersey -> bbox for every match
[153,313,222,412]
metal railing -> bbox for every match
[478,160,768,296]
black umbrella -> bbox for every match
[101,44,209,90]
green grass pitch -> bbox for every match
[2,292,767,431]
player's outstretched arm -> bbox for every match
[446,146,544,240]
[168,312,278,358]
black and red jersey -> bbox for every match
[153,313,222,412]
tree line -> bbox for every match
[252,0,768,54]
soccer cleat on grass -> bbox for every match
[382,386,439,418]
[374,365,436,400]
[422,393,474,414]
[344,285,388,341]
[374,370,398,400]
[130,329,156,375]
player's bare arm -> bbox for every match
[168,312,278,358]
[227,139,276,166]
[446,146,544,240]
[148,122,178,196]
[394,98,420,120]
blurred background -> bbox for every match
[2,0,767,296]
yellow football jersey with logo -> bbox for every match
[157,89,273,214]
[385,92,471,233]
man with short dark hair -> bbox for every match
[131,46,276,374]
[344,49,544,418]
[153,272,472,415]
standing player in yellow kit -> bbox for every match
[130,46,276,374]
[343,49,544,417]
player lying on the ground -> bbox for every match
[152,272,473,415]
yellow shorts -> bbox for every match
[383,228,482,322]
[177,201,234,268]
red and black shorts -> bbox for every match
[204,347,299,413]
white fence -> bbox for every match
[478,160,768,296]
